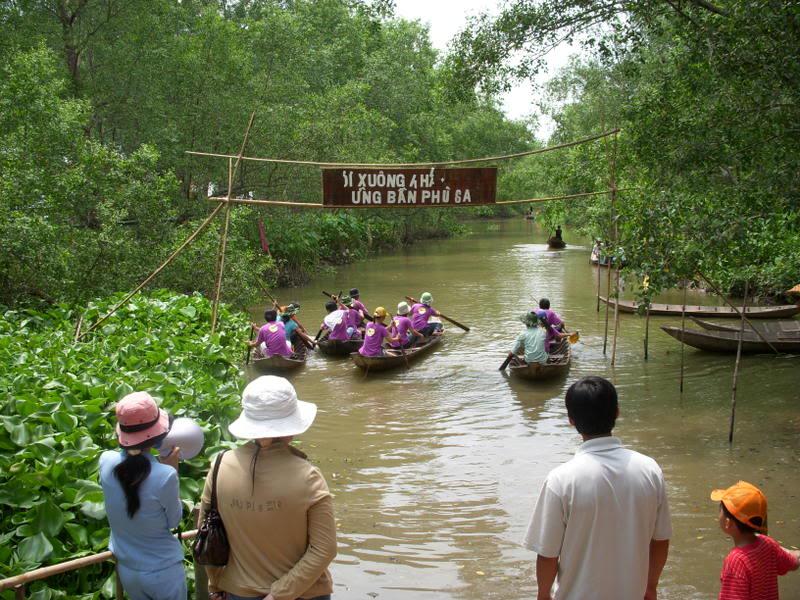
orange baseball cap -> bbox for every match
[710,481,768,532]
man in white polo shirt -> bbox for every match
[523,376,671,600]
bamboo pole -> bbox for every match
[79,202,225,339]
[210,111,257,333]
[188,128,622,168]
[644,305,651,360]
[729,281,749,444]
[680,280,688,393]
[611,266,621,365]
[603,260,612,355]
[697,272,780,354]
[596,260,602,312]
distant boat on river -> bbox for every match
[599,296,800,319]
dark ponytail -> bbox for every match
[113,452,151,518]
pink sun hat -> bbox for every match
[115,391,171,448]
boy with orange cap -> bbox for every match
[711,481,800,599]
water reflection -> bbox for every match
[246,219,799,600]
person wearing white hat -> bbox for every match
[389,301,425,349]
[201,376,336,600]
[98,392,185,600]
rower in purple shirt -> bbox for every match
[248,309,292,357]
[358,307,398,357]
[410,292,443,337]
[390,302,425,349]
[321,300,350,341]
[349,288,369,329]
[537,297,566,352]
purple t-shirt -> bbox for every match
[255,321,291,356]
[389,315,413,347]
[410,303,438,330]
[541,310,563,351]
[325,311,350,341]
[358,322,389,356]
[344,307,361,330]
[352,300,368,317]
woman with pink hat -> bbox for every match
[98,392,185,600]
[200,375,337,600]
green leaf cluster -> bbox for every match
[0,290,245,599]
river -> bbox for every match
[247,218,800,600]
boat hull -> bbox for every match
[509,342,571,380]
[600,296,800,319]
[316,337,362,356]
[660,326,800,353]
[350,335,443,372]
[250,351,306,372]
[547,237,566,249]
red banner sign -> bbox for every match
[322,167,497,207]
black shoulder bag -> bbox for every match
[192,450,230,566]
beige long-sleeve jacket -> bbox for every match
[200,442,337,600]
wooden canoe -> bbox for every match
[509,340,571,380]
[547,237,566,249]
[316,336,363,356]
[350,334,443,372]
[599,296,800,319]
[660,326,800,353]
[689,317,800,335]
[250,351,306,372]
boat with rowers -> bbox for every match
[350,333,443,372]
[250,347,307,373]
[599,296,800,319]
[315,336,362,356]
[508,339,571,380]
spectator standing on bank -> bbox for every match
[523,376,671,600]
[202,375,337,600]
[99,392,185,600]
[711,480,799,599]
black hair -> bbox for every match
[325,301,337,312]
[565,376,618,436]
[720,502,763,534]
[280,313,291,323]
[349,288,359,297]
[539,298,551,310]
[264,309,277,322]
[113,430,169,518]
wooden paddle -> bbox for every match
[499,352,515,371]
[245,325,255,365]
[322,290,374,322]
[568,330,581,344]
[405,296,470,332]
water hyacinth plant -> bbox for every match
[0,290,246,599]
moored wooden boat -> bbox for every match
[350,334,443,372]
[508,340,571,380]
[316,336,363,356]
[660,326,800,353]
[547,237,566,249]
[599,296,800,319]
[689,317,800,335]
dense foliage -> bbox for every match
[0,0,535,308]
[0,291,245,598]
[453,0,800,300]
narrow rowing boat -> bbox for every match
[689,317,800,335]
[547,237,566,249]
[599,296,800,319]
[316,336,362,356]
[250,346,307,372]
[350,334,443,372]
[508,340,571,380]
[660,326,800,353]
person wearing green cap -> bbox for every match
[280,303,314,352]
[334,294,363,339]
[507,310,549,365]
[410,292,443,337]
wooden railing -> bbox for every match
[0,529,208,600]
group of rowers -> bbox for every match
[506,298,572,366]
[248,288,444,359]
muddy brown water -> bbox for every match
[247,218,800,600]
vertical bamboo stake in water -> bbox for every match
[611,266,621,365]
[643,305,650,360]
[210,111,257,333]
[596,260,602,312]
[603,264,612,354]
[729,282,749,444]
[679,280,688,393]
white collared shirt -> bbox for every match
[523,436,672,600]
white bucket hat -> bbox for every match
[228,376,317,439]
[397,301,410,315]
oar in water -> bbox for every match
[405,296,470,332]
[499,352,515,371]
